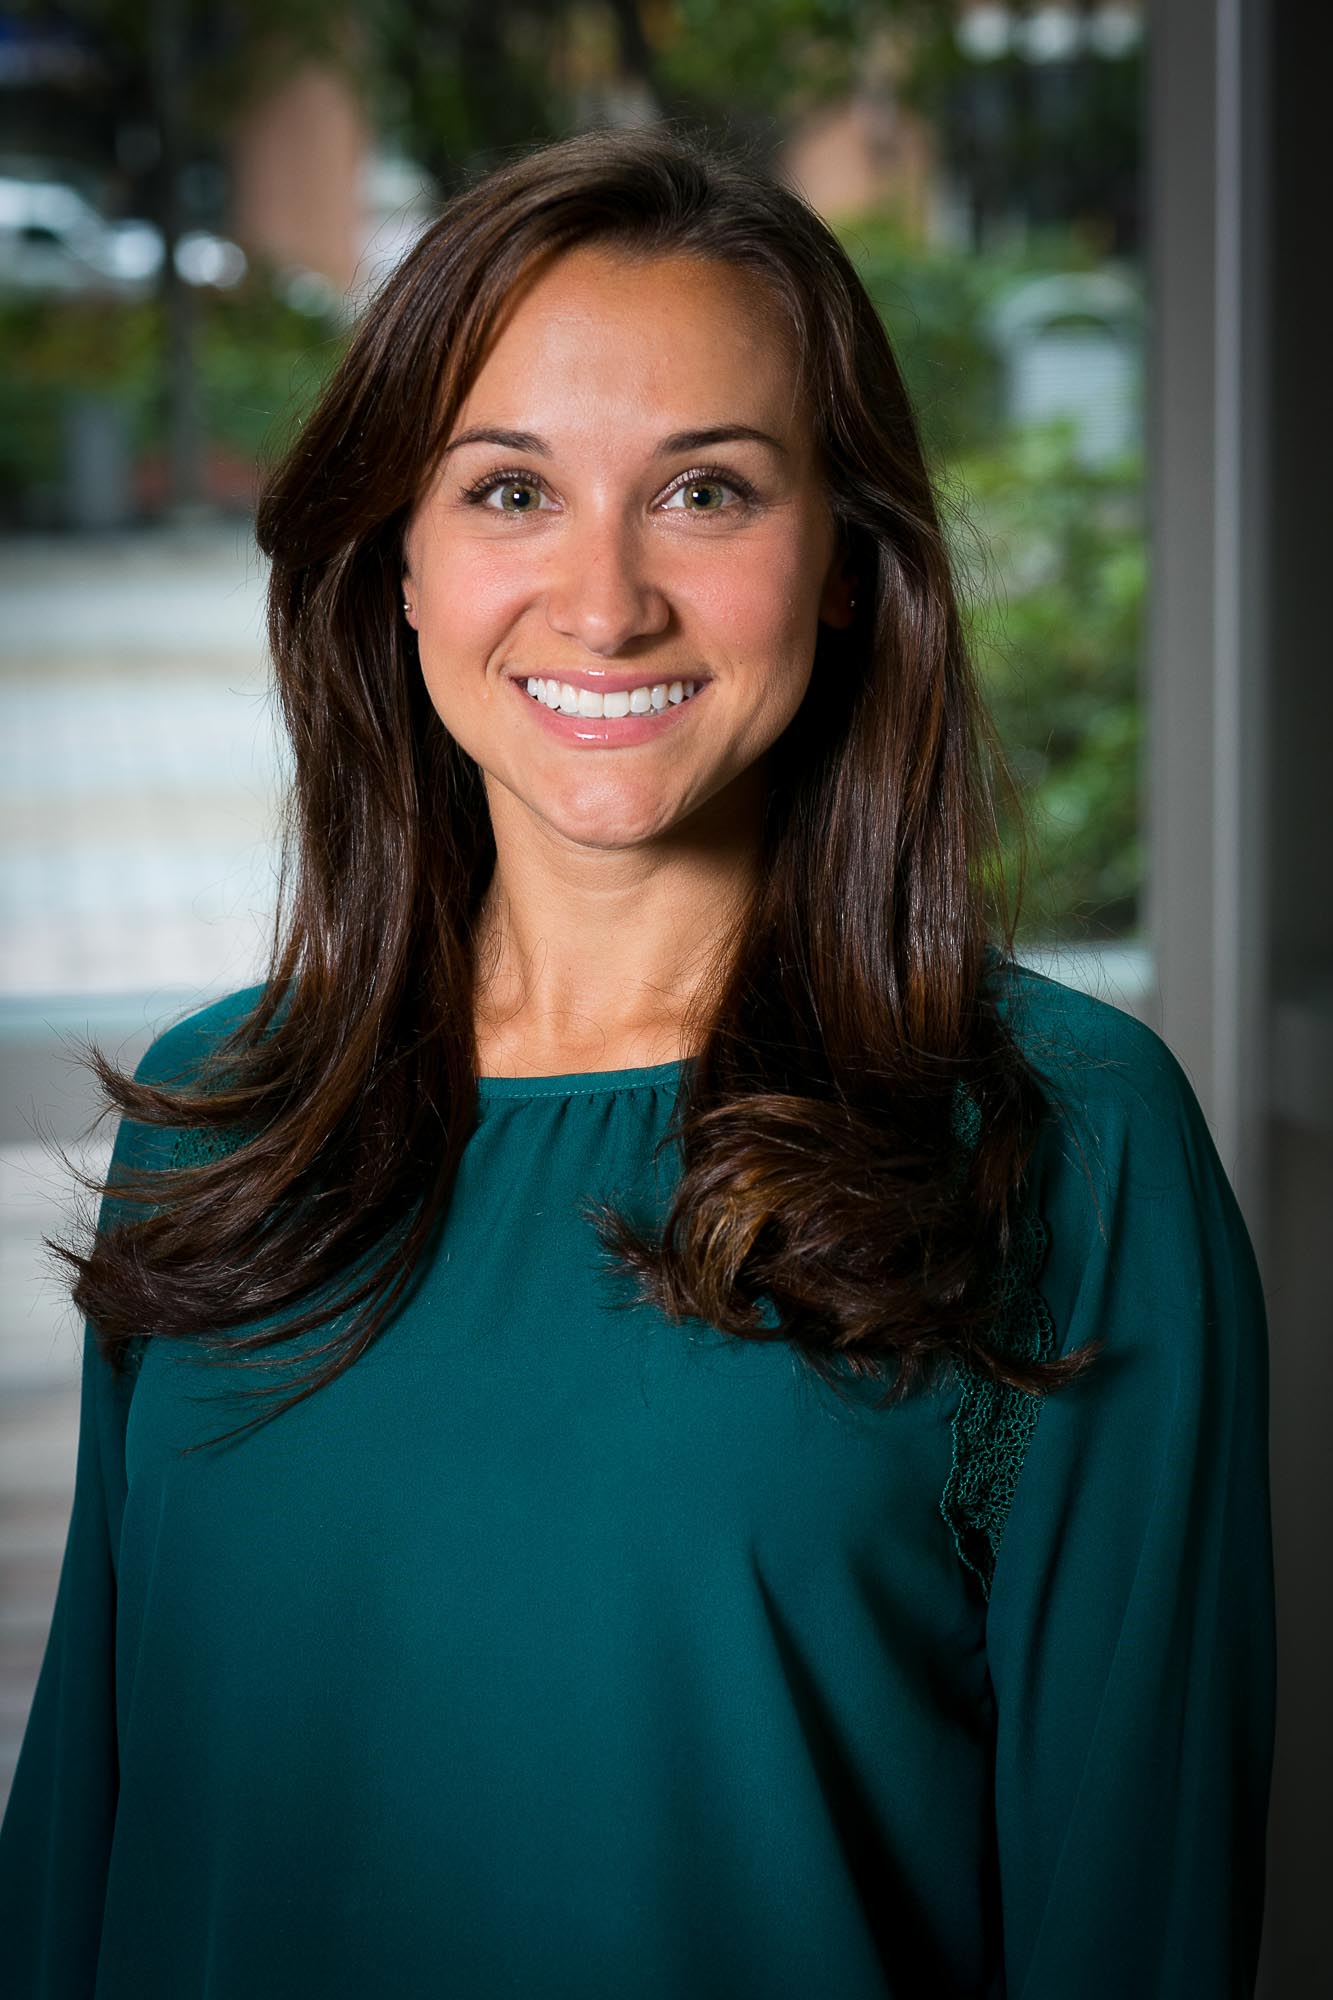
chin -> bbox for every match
[535,777,693,850]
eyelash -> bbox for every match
[458,462,759,517]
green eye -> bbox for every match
[488,481,541,513]
[461,471,549,513]
[666,480,730,511]
[662,468,756,513]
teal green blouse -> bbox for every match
[0,965,1275,1998]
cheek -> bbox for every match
[684,539,825,740]
[419,539,526,638]
[413,541,525,723]
[687,518,826,649]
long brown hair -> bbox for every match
[57,124,1099,1448]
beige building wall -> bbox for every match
[781,86,935,231]
[229,64,369,290]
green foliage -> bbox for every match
[0,280,345,520]
[655,0,865,115]
[363,1,567,186]
[948,423,1144,941]
[195,282,347,462]
[840,207,1113,460]
[837,212,1145,940]
[837,215,1004,460]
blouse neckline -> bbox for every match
[475,1055,691,1102]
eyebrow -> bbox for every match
[440,423,789,460]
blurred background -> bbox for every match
[0,2,1325,1990]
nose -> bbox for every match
[543,514,670,656]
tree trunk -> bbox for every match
[152,0,205,511]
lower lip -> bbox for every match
[506,676,711,748]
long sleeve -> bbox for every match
[987,1001,1276,1997]
[0,1307,132,1994]
[0,1020,193,1997]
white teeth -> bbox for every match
[520,676,704,719]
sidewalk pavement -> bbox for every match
[1,522,280,1812]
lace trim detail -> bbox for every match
[118,1128,246,1375]
[940,1207,1056,1599]
[168,1125,242,1173]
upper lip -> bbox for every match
[506,667,711,695]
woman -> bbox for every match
[0,127,1274,1997]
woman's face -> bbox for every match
[402,245,854,853]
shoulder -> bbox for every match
[132,981,273,1089]
[109,983,273,1183]
[87,985,276,1235]
[982,960,1262,1347]
[984,957,1256,1283]
[985,957,1208,1175]
[987,957,1186,1101]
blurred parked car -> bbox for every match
[0,177,247,295]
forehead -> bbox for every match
[453,246,808,442]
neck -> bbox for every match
[472,784,762,1076]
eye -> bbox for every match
[660,469,755,515]
[461,472,552,515]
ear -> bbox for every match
[401,569,419,631]
[818,552,858,631]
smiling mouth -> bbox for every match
[518,675,704,719]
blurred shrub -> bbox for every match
[948,423,1144,942]
[841,213,1144,941]
[0,277,345,524]
[842,209,1120,455]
